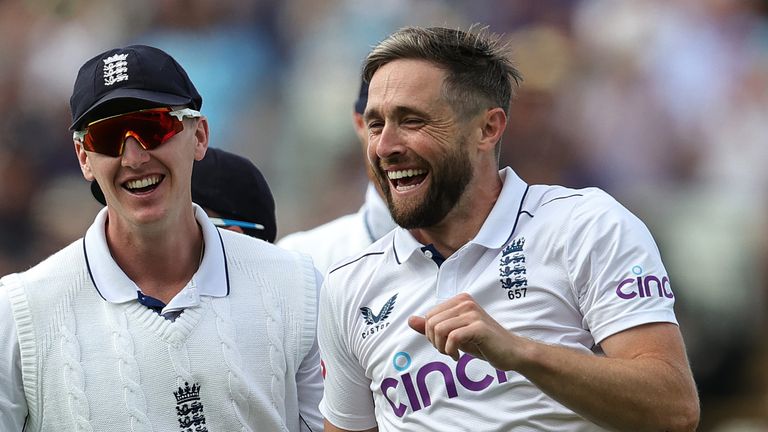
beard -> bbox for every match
[375,139,473,229]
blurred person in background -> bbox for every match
[318,25,699,431]
[278,80,395,271]
[563,2,768,429]
[191,146,278,242]
[0,45,323,431]
[92,146,278,242]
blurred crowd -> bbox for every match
[1,0,766,430]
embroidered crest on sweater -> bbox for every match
[174,381,208,432]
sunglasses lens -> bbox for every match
[82,109,184,157]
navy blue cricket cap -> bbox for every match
[191,147,277,242]
[70,45,202,130]
[354,80,369,115]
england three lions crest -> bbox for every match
[174,381,208,432]
[500,238,528,300]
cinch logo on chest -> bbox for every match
[360,293,398,339]
[380,352,508,417]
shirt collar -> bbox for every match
[473,167,529,249]
[392,167,529,263]
[83,204,229,303]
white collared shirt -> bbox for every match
[318,167,677,431]
[278,182,396,272]
[83,204,228,316]
[0,204,232,430]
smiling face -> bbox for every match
[75,111,208,230]
[365,59,475,229]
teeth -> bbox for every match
[125,175,161,190]
[387,169,426,180]
[396,183,419,191]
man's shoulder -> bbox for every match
[526,184,650,245]
[1,238,86,305]
[13,239,85,282]
[277,213,365,248]
[325,230,394,278]
[277,212,376,272]
[527,184,625,219]
[220,228,305,261]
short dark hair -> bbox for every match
[362,25,522,120]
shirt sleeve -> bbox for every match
[295,268,325,432]
[317,275,378,431]
[566,191,678,344]
[0,279,28,430]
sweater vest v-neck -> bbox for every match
[3,230,317,432]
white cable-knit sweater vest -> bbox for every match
[3,231,318,432]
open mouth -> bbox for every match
[123,174,163,195]
[387,169,427,192]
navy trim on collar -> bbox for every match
[504,184,530,246]
[215,226,230,295]
[83,238,106,301]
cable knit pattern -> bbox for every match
[43,272,81,353]
[210,296,252,432]
[260,270,288,425]
[3,274,39,424]
[230,257,289,430]
[296,253,319,363]
[166,334,194,386]
[4,231,323,432]
[60,317,93,432]
[104,303,153,431]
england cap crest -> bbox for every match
[69,45,202,130]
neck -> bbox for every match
[410,171,502,258]
[105,210,204,304]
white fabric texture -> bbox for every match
[278,182,395,272]
[318,167,677,431]
[0,206,323,432]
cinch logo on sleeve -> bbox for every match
[379,352,508,418]
[615,265,673,300]
[359,293,398,340]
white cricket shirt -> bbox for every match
[318,167,677,431]
[278,182,396,272]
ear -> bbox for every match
[193,116,210,161]
[352,112,366,142]
[477,107,507,154]
[353,111,370,155]
[74,140,95,181]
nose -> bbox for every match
[121,134,150,168]
[373,122,405,161]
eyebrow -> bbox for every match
[364,105,431,123]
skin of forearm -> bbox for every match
[509,337,699,432]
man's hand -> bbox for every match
[408,292,523,370]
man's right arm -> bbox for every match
[0,280,28,430]
[317,275,379,432]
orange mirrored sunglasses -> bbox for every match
[74,108,201,157]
